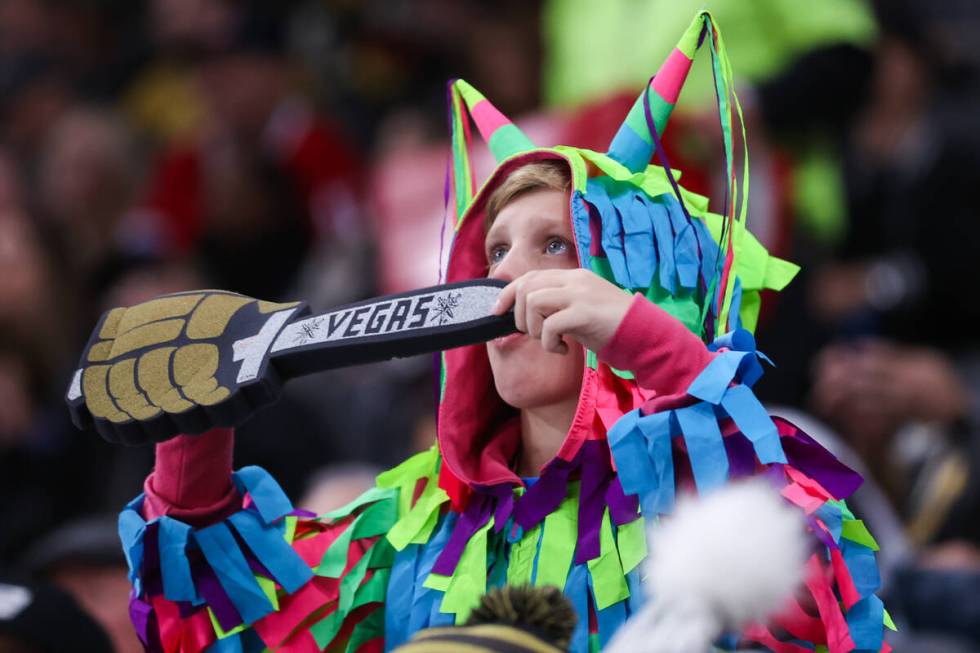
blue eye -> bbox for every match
[488,246,508,264]
[546,237,569,255]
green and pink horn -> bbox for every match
[447,79,536,218]
[452,79,535,161]
[606,12,710,173]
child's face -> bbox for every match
[484,189,584,410]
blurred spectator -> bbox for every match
[38,106,141,296]
[0,204,60,360]
[0,329,41,448]
[0,193,113,565]
[743,0,980,648]
[0,320,113,566]
[0,57,72,175]
[25,515,140,653]
[805,0,980,533]
[136,2,367,305]
[0,572,114,653]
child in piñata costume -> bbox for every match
[102,12,891,653]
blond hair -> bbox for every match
[484,160,571,230]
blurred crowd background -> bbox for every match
[1,0,979,651]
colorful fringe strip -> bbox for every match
[120,466,396,653]
[565,150,797,342]
[380,448,649,653]
[607,329,894,652]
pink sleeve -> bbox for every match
[142,427,242,527]
[598,293,716,413]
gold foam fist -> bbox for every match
[67,290,303,444]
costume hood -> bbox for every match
[434,11,798,510]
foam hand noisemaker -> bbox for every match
[66,280,515,444]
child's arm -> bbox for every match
[599,293,716,411]
[121,430,397,653]
[141,428,240,526]
[600,295,892,652]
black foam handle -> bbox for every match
[270,278,516,378]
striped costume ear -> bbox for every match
[606,12,705,172]
[606,11,750,337]
[447,79,535,219]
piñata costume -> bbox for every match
[106,11,891,653]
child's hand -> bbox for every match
[493,268,634,354]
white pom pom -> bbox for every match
[606,479,808,653]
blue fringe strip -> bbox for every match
[383,512,458,651]
[608,328,785,514]
[578,177,736,337]
[118,466,314,630]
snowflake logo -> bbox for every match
[294,317,324,345]
[431,292,462,325]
